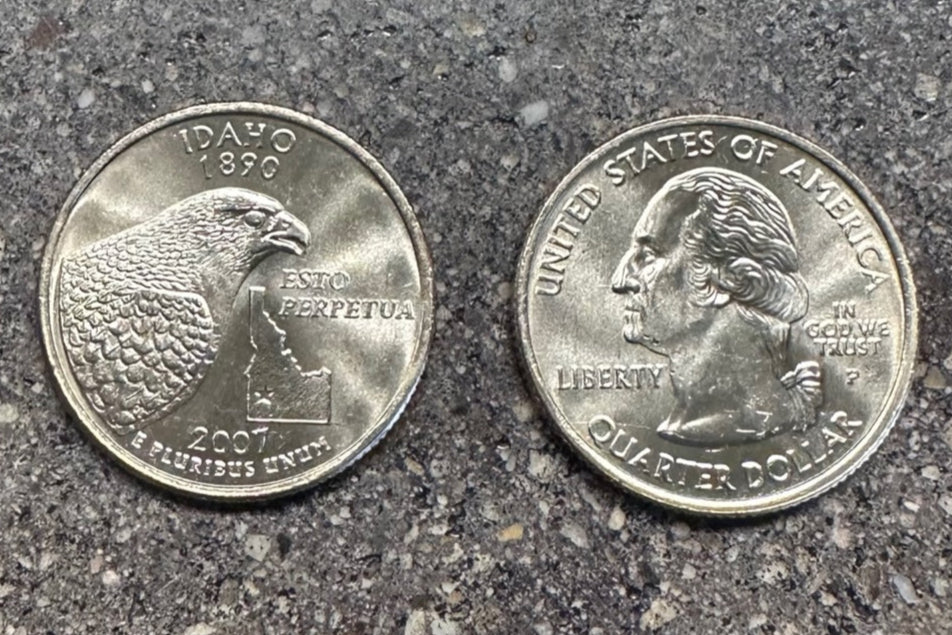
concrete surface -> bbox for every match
[0,1,950,633]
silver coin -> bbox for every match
[517,115,917,515]
[41,102,433,500]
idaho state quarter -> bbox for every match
[41,103,433,501]
[516,116,917,516]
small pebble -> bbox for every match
[244,534,273,562]
[607,507,626,531]
[101,570,120,587]
[914,73,940,101]
[892,573,918,605]
[518,100,549,127]
[498,57,518,83]
[77,88,96,109]
[0,403,18,424]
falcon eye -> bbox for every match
[243,211,266,228]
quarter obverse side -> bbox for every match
[42,103,433,500]
[517,116,917,515]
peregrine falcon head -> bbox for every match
[162,187,311,273]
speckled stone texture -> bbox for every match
[0,1,950,633]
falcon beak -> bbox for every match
[265,211,310,256]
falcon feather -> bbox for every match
[59,187,310,434]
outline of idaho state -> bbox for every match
[245,286,331,424]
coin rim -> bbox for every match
[40,102,435,501]
[515,114,918,516]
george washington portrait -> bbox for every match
[611,167,823,446]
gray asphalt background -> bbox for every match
[1,1,951,633]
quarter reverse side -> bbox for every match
[41,102,433,501]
